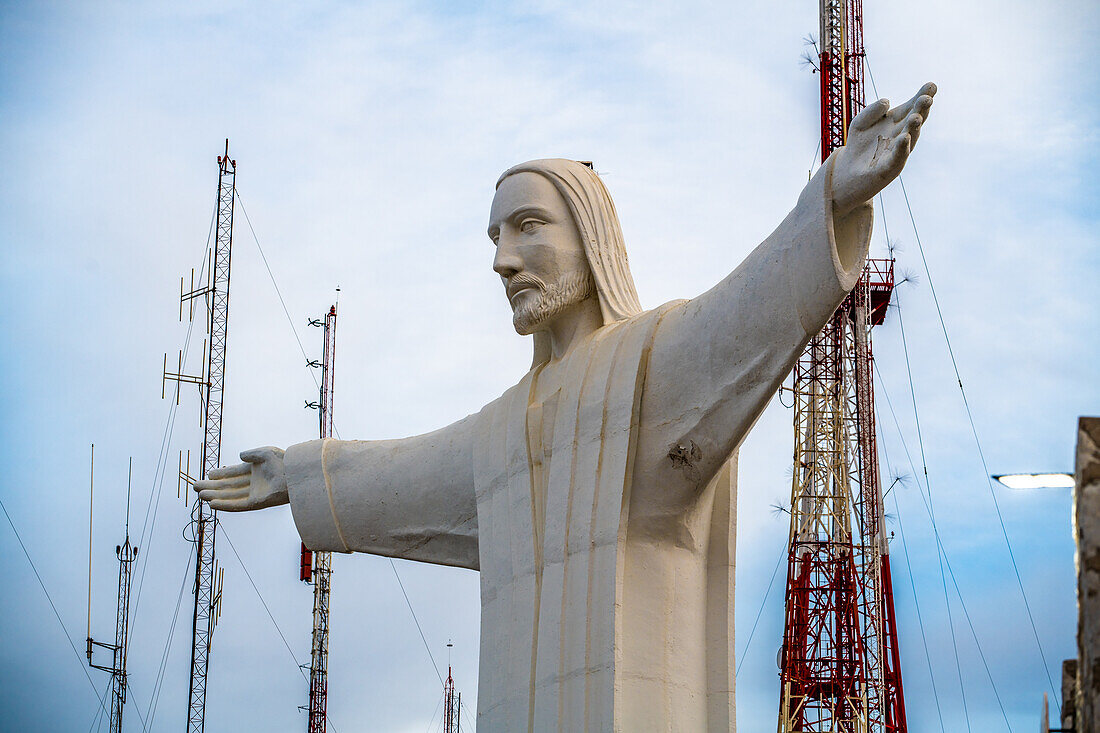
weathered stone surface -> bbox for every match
[1075,417,1100,732]
[1062,658,1077,731]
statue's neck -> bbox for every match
[544,297,603,362]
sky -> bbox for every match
[1,1,1098,731]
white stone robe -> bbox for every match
[282,154,872,731]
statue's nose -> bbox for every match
[493,238,521,278]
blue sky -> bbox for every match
[1,1,1097,731]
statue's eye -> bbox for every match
[519,218,543,234]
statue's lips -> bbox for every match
[508,284,540,305]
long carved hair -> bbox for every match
[495,159,643,367]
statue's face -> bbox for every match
[488,172,595,335]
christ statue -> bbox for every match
[196,84,936,731]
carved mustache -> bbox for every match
[506,272,546,303]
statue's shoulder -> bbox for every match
[617,300,690,336]
[602,300,690,336]
[474,367,536,423]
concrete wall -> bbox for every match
[1062,659,1077,731]
[1075,417,1100,732]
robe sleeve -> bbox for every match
[637,149,874,496]
[283,413,480,570]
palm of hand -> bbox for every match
[832,82,936,216]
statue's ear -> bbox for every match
[531,332,551,369]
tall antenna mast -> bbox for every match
[776,2,906,730]
[87,457,139,733]
[302,302,338,733]
[87,444,94,651]
[442,642,461,733]
[166,139,234,732]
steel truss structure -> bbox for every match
[777,2,906,731]
[87,461,138,733]
[166,140,235,733]
[302,305,337,733]
[443,665,461,733]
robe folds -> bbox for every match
[281,152,873,731]
[472,301,738,732]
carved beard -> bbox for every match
[512,269,596,336]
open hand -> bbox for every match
[193,446,289,511]
[832,82,936,216]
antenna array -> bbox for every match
[164,140,235,733]
[87,450,139,733]
[302,303,338,733]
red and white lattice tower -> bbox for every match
[776,1,906,730]
[442,665,461,733]
[301,304,337,733]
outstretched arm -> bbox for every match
[194,414,480,570]
[635,84,936,507]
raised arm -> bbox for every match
[195,413,480,570]
[635,84,935,504]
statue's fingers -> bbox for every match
[209,497,252,512]
[905,112,925,149]
[887,132,912,171]
[208,463,250,480]
[886,98,931,143]
[198,487,249,502]
[850,97,890,134]
[913,93,934,120]
[890,83,938,123]
[193,474,248,494]
[207,475,251,490]
[194,477,246,494]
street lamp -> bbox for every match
[992,473,1074,490]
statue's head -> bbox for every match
[489,159,642,366]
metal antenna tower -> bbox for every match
[442,642,461,733]
[87,452,139,733]
[165,140,234,733]
[777,2,906,730]
[302,302,338,733]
